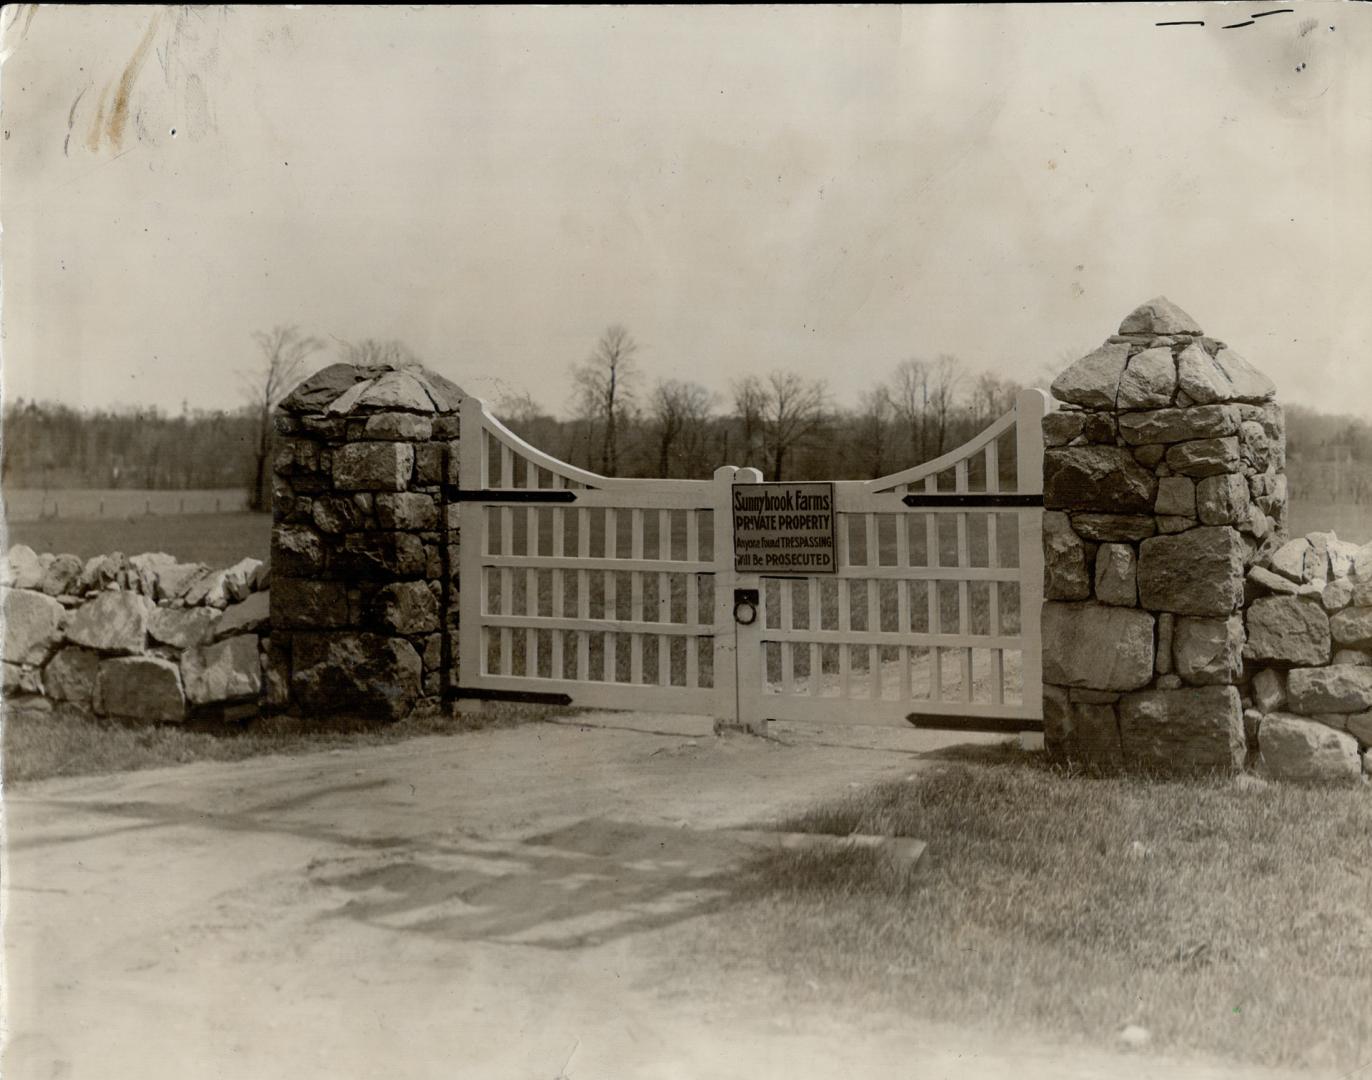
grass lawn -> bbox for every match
[3,512,271,568]
[722,747,1372,1072]
[1,700,571,785]
[1285,499,1372,545]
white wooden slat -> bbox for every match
[954,460,972,705]
[755,628,1023,650]
[715,466,752,726]
[457,399,489,689]
[898,582,912,701]
[838,580,852,697]
[551,511,565,678]
[630,510,645,683]
[869,644,881,700]
[577,566,590,681]
[481,613,710,636]
[865,512,878,569]
[925,476,939,568]
[659,509,672,561]
[480,555,1005,580]
[780,584,795,693]
[1016,390,1049,714]
[526,458,538,565]
[808,582,822,697]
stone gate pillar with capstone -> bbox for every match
[268,363,464,722]
[1041,297,1287,773]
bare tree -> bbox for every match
[889,358,929,465]
[242,325,324,511]
[572,325,639,475]
[751,370,828,482]
[969,372,1022,428]
[927,354,964,456]
[854,386,894,479]
[731,374,768,469]
[648,379,715,477]
[340,338,422,368]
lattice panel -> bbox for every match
[479,505,717,691]
[755,508,1026,708]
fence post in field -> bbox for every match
[267,361,466,724]
[1040,297,1287,775]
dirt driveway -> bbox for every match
[3,714,1320,1080]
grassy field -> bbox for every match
[719,748,1372,1072]
[1,700,570,785]
[1285,499,1372,544]
[3,488,249,522]
[3,512,270,567]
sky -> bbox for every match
[2,4,1370,419]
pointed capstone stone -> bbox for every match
[1051,342,1130,409]
[1115,347,1177,410]
[1118,297,1203,336]
[1177,343,1277,405]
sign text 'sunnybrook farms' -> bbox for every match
[732,482,837,574]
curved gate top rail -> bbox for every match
[456,390,1050,732]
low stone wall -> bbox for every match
[1244,532,1372,780]
[1041,297,1304,775]
[1,545,271,723]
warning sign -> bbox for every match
[732,482,837,574]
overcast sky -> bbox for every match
[2,4,1369,419]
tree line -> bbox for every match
[4,324,1370,506]
[498,325,1023,483]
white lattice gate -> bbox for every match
[456,390,1048,733]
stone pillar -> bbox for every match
[268,362,464,722]
[1041,297,1285,773]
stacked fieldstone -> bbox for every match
[1,546,269,723]
[1244,531,1372,781]
[1042,297,1287,774]
[269,362,463,721]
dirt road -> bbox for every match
[2,715,1321,1080]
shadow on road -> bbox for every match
[310,819,749,950]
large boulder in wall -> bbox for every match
[1044,447,1157,514]
[290,632,422,722]
[1042,602,1155,692]
[1257,714,1361,782]
[1136,527,1245,617]
[1117,685,1245,773]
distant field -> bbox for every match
[1285,499,1372,544]
[3,512,270,568]
[2,488,249,523]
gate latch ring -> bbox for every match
[733,588,759,626]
